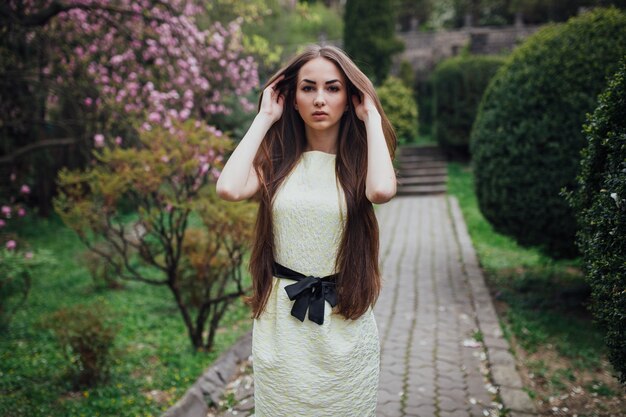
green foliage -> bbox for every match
[0,215,252,416]
[564,58,626,383]
[45,303,119,388]
[395,0,434,30]
[77,245,125,290]
[377,76,419,144]
[510,0,626,24]
[431,54,504,153]
[398,60,416,89]
[54,120,257,350]
[244,1,343,79]
[0,249,54,329]
[344,0,404,84]
[470,7,626,258]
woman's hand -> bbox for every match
[259,75,285,124]
[352,93,380,123]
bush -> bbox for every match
[55,120,256,351]
[431,54,505,154]
[377,76,418,144]
[0,248,54,329]
[565,58,626,383]
[46,303,119,388]
[470,7,626,258]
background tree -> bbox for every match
[54,121,257,351]
[344,0,404,84]
[395,0,433,31]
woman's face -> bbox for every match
[295,57,348,134]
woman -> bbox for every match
[216,44,397,417]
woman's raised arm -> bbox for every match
[352,94,397,204]
[216,77,284,201]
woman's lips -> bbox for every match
[312,112,328,119]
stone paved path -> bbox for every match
[375,196,501,417]
[170,195,536,417]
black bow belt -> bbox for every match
[272,262,338,325]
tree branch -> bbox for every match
[0,138,77,165]
[2,1,144,27]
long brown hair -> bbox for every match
[248,45,396,320]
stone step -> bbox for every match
[398,175,447,186]
[396,184,447,195]
[398,167,447,177]
[398,160,447,170]
[398,145,443,156]
[397,155,447,164]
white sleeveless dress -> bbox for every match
[252,150,380,417]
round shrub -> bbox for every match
[565,58,626,383]
[377,76,418,144]
[46,303,119,387]
[432,54,505,154]
[470,7,626,258]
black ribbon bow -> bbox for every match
[272,262,338,325]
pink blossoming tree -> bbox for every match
[1,0,258,215]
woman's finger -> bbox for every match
[267,74,285,91]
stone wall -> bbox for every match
[397,25,541,80]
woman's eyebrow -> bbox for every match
[300,79,343,85]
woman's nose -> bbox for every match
[314,90,325,106]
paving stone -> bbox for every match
[489,347,517,366]
[439,394,465,412]
[376,400,403,416]
[439,409,471,417]
[491,363,524,389]
[404,404,437,417]
[438,376,466,391]
[438,388,468,404]
[499,387,536,413]
[378,388,401,405]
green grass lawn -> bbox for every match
[0,214,252,417]
[447,162,624,413]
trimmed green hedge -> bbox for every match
[470,7,626,258]
[432,54,505,153]
[565,58,626,383]
[377,76,418,145]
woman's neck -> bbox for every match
[304,125,339,154]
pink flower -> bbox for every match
[24,252,34,259]
[161,155,170,163]
[94,134,105,148]
[84,97,93,106]
[148,112,161,123]
[1,206,11,218]
[6,240,16,250]
[115,136,123,145]
[20,184,30,194]
[0,219,5,228]
[17,208,26,217]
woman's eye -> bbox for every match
[302,86,314,92]
[328,86,340,92]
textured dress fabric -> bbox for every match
[252,150,380,417]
